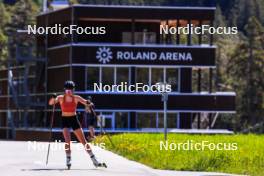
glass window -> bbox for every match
[178,20,188,45]
[0,112,8,127]
[137,113,156,128]
[104,118,112,129]
[168,20,177,44]
[116,67,129,84]
[151,68,164,85]
[166,68,179,92]
[135,32,144,44]
[192,68,214,93]
[158,113,177,128]
[191,68,212,92]
[168,113,178,128]
[122,32,156,44]
[160,20,167,44]
[191,20,200,45]
[192,68,199,92]
[143,31,156,44]
[115,112,129,129]
[102,67,114,86]
[201,68,210,92]
[202,20,211,45]
[136,68,149,85]
[122,32,131,44]
[99,112,114,129]
[86,67,99,90]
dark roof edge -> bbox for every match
[37,4,215,17]
[73,4,216,10]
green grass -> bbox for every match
[95,133,264,176]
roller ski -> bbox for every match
[66,156,71,170]
[90,155,107,168]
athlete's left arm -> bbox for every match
[75,95,93,107]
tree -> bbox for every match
[227,17,264,130]
[7,0,39,59]
[0,2,10,65]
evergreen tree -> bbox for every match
[0,2,10,65]
[7,0,39,59]
[227,17,264,130]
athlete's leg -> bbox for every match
[89,125,95,138]
[63,127,72,168]
[74,128,102,166]
[74,128,91,151]
[63,128,71,155]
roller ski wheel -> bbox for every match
[98,163,107,168]
[94,162,107,168]
[66,156,71,170]
[67,164,71,170]
[91,155,107,168]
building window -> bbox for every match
[178,19,188,45]
[115,112,129,129]
[122,32,156,44]
[99,112,115,129]
[136,68,149,85]
[151,68,164,85]
[0,112,3,127]
[102,67,114,86]
[202,20,211,45]
[86,67,99,90]
[116,67,129,84]
[192,68,210,92]
[166,68,179,92]
[191,20,200,45]
[136,112,156,128]
[142,30,156,44]
[158,113,178,128]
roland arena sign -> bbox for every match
[72,45,216,66]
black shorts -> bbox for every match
[87,113,97,127]
[61,115,81,130]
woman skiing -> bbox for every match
[48,80,106,169]
[84,96,97,142]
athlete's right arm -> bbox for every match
[49,94,60,105]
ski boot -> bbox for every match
[66,156,71,170]
[90,155,107,168]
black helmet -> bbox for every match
[64,80,75,90]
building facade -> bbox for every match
[40,4,235,129]
[0,5,235,138]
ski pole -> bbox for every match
[97,115,115,148]
[46,103,55,165]
[90,106,115,147]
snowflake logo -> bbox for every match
[96,47,113,64]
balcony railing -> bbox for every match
[76,91,235,112]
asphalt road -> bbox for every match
[0,141,240,176]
